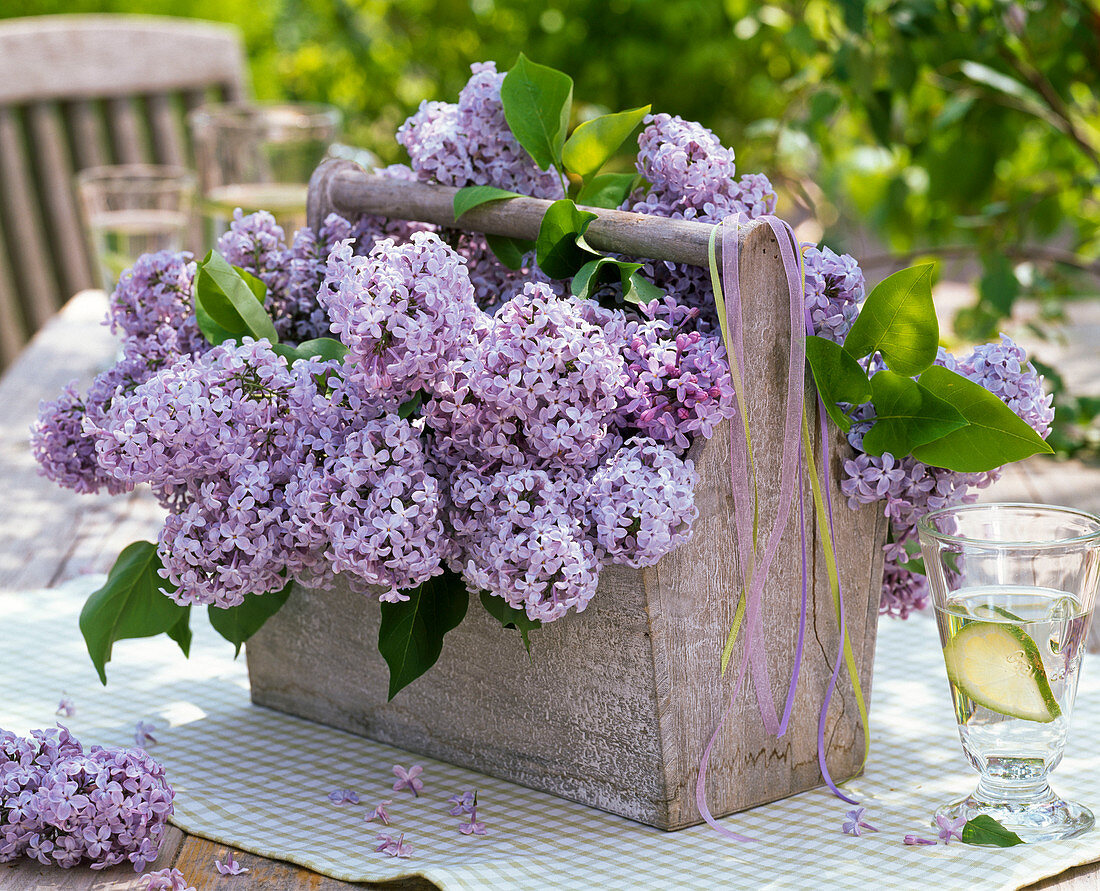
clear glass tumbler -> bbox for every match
[188,102,341,242]
[918,502,1100,842]
[76,164,196,290]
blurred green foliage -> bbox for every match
[9,0,1100,447]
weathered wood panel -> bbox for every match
[247,216,887,829]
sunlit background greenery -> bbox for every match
[9,0,1100,451]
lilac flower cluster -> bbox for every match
[0,726,173,871]
[803,245,866,344]
[617,298,738,451]
[398,62,562,199]
[320,232,484,394]
[421,281,702,620]
[217,209,354,345]
[623,113,782,331]
[842,341,1055,617]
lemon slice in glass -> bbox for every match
[943,622,1061,723]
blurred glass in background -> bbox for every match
[76,164,196,291]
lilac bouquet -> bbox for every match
[31,58,1053,694]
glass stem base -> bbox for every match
[938,778,1094,843]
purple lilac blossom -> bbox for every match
[624,113,779,330]
[587,437,698,567]
[327,789,360,805]
[1,726,173,871]
[447,791,476,816]
[469,284,627,467]
[617,297,738,452]
[397,63,562,199]
[841,806,878,836]
[107,250,205,358]
[320,232,486,397]
[56,698,75,718]
[449,461,599,622]
[904,834,937,846]
[134,721,157,748]
[936,814,966,844]
[803,245,865,344]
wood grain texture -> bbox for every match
[248,217,887,829]
[307,160,714,267]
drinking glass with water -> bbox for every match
[919,502,1100,842]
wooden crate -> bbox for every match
[245,161,889,830]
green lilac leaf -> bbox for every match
[164,608,193,658]
[624,271,665,305]
[576,172,641,209]
[862,369,968,457]
[500,53,573,170]
[195,251,278,345]
[562,105,651,179]
[536,198,600,279]
[485,233,536,270]
[570,257,643,301]
[479,590,540,654]
[272,337,349,365]
[208,580,293,658]
[843,264,937,376]
[379,568,470,699]
[805,335,873,432]
[912,365,1054,472]
[79,541,189,685]
[961,815,1025,847]
[453,185,524,220]
[398,389,427,419]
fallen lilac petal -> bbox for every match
[366,800,393,825]
[460,820,487,836]
[214,850,250,875]
[327,789,360,804]
[375,832,412,858]
[134,720,157,747]
[842,806,871,836]
[56,697,75,718]
[447,790,476,816]
[935,814,966,844]
[392,764,424,796]
[904,835,938,846]
[139,868,196,891]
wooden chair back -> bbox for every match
[0,14,249,368]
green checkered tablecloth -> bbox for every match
[5,576,1100,890]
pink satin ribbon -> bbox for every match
[695,213,858,840]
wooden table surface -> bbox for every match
[0,290,1097,890]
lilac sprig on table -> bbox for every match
[0,726,173,871]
